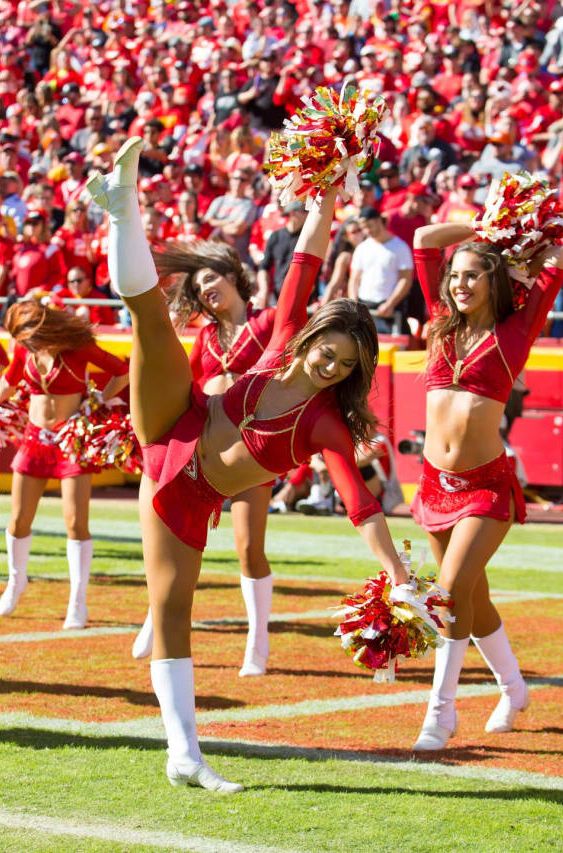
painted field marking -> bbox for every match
[0,590,559,645]
[0,676,559,734]
[0,808,289,853]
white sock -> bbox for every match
[240,574,273,660]
[151,657,202,768]
[66,538,92,609]
[0,531,31,615]
[424,637,470,730]
[107,187,158,297]
[472,623,526,707]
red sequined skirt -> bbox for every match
[12,421,97,479]
[411,452,526,532]
[141,389,226,552]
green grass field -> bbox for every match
[0,493,561,853]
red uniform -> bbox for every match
[143,254,383,550]
[5,342,128,479]
[189,306,276,388]
[410,247,563,531]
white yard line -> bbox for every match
[0,676,559,733]
[0,809,289,853]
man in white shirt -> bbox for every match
[348,207,413,334]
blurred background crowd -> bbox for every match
[0,0,562,334]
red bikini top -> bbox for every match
[414,247,563,404]
[190,305,276,385]
[221,254,382,526]
[5,341,128,395]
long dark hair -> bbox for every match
[5,299,94,352]
[285,298,378,445]
[428,241,514,351]
[153,240,252,325]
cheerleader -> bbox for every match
[86,137,409,793]
[132,240,277,677]
[0,299,129,628]
[411,219,563,750]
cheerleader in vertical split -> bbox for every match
[411,195,563,750]
[0,299,129,628]
[132,241,277,677]
[86,136,409,793]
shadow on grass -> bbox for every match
[0,679,245,711]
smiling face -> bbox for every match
[448,250,492,320]
[302,331,359,389]
[192,266,241,315]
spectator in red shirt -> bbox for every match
[50,199,94,279]
[377,161,409,216]
[434,173,482,225]
[12,209,65,296]
[56,82,86,142]
[61,266,117,326]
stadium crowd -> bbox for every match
[0,0,562,332]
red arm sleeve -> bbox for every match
[3,343,27,387]
[83,342,129,376]
[517,266,563,343]
[0,343,8,370]
[311,410,382,526]
[413,247,444,317]
[265,253,322,355]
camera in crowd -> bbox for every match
[398,430,426,461]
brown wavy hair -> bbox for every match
[285,298,378,445]
[152,240,252,325]
[428,241,514,353]
[5,300,94,353]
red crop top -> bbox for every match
[414,247,563,404]
[190,305,276,385]
[5,341,129,395]
[221,252,382,526]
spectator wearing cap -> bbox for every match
[59,152,87,207]
[24,181,65,234]
[386,182,433,250]
[50,199,94,279]
[204,168,257,264]
[256,200,308,307]
[349,207,413,335]
[12,208,65,296]
[354,45,387,98]
[139,119,168,177]
[238,54,287,131]
[191,15,219,71]
[70,105,107,157]
[182,163,218,217]
[56,82,86,142]
[59,266,117,326]
[469,130,529,204]
[434,173,481,225]
[0,170,26,231]
[378,162,409,217]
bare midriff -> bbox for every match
[424,387,505,471]
[202,373,239,396]
[198,395,277,495]
[29,392,83,431]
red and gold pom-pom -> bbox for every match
[0,385,30,449]
[334,566,453,683]
[55,386,142,474]
[265,85,388,207]
[474,171,563,309]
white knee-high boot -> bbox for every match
[63,538,92,630]
[150,657,243,793]
[0,531,31,616]
[239,574,273,677]
[132,607,153,659]
[472,624,529,733]
[86,136,158,298]
[413,636,470,751]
